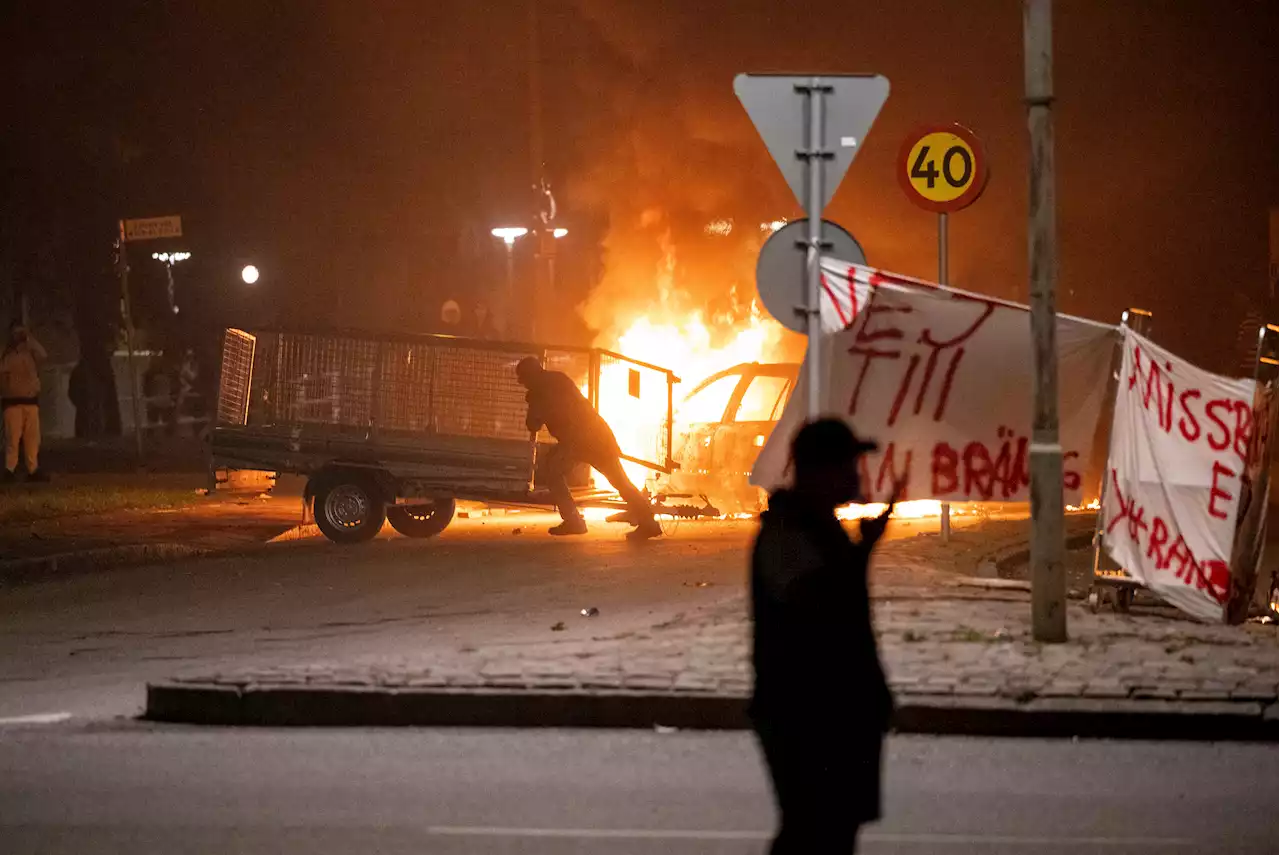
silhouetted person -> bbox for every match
[750,418,899,853]
[470,299,499,340]
[515,356,661,539]
[1,322,48,482]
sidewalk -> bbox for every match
[0,492,307,585]
[148,516,1278,739]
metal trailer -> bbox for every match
[210,327,677,543]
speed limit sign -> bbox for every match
[898,124,987,212]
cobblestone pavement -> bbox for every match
[172,588,1278,714]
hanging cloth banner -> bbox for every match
[1102,328,1256,622]
[815,256,936,333]
[752,267,1116,504]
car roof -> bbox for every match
[684,361,800,398]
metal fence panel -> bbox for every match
[597,350,673,472]
[216,329,256,426]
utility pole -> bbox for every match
[115,224,145,460]
[1024,0,1066,642]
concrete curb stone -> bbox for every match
[145,681,1278,741]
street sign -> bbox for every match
[736,72,889,420]
[897,125,987,213]
[756,219,864,334]
[123,215,183,242]
[734,74,889,213]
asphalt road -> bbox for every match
[0,723,1273,854]
[0,512,763,720]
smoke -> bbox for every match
[558,0,796,354]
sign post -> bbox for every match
[735,73,889,418]
[119,215,183,460]
[897,124,988,542]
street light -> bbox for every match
[491,227,529,246]
[491,227,529,336]
[241,264,260,285]
[151,251,192,314]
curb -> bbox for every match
[267,523,322,543]
[145,682,1278,741]
[0,543,212,587]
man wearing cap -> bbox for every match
[515,356,661,539]
[750,418,900,853]
[1,322,49,482]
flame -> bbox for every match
[593,299,793,488]
[837,500,950,520]
[584,227,944,521]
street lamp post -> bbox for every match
[491,227,528,337]
[535,227,568,342]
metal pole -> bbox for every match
[117,223,144,460]
[938,212,952,543]
[1025,0,1066,642]
[504,243,516,337]
[804,78,826,419]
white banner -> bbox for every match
[817,256,934,333]
[751,268,1116,504]
[1102,329,1256,622]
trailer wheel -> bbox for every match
[313,477,387,544]
[387,499,456,538]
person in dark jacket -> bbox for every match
[515,356,661,539]
[750,418,900,854]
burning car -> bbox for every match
[653,361,799,514]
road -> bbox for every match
[0,723,1273,854]
[1,504,997,723]
[0,512,764,720]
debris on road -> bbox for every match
[550,621,566,632]
[512,528,523,536]
[581,607,599,617]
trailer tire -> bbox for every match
[313,475,387,544]
[387,499,456,538]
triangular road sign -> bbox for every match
[734,73,889,213]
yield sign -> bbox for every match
[734,74,890,213]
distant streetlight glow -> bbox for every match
[553,227,568,238]
[241,265,260,284]
[491,227,529,246]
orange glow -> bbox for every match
[837,500,951,520]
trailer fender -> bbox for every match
[305,466,398,507]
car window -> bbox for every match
[734,375,791,423]
[679,373,742,424]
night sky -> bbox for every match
[2,0,1276,372]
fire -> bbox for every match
[837,500,949,520]
[594,301,792,487]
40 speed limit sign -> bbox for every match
[897,124,988,212]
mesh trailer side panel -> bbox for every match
[216,329,257,426]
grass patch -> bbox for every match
[0,486,198,526]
